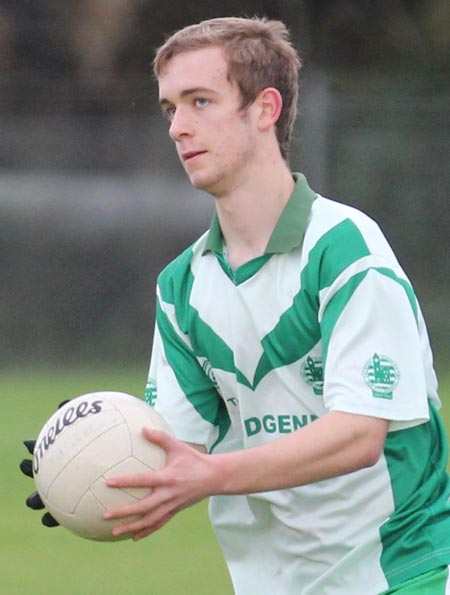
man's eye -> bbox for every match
[195,98,209,108]
[164,106,176,121]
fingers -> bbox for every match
[20,459,34,478]
[24,440,36,455]
[111,502,175,539]
[103,430,200,541]
[105,429,175,491]
[21,441,36,478]
[132,511,176,541]
[104,475,174,521]
[42,512,60,527]
[104,493,155,521]
[26,491,45,510]
[22,437,60,529]
[25,491,60,527]
[106,470,163,490]
[104,480,174,532]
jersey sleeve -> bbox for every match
[319,251,430,432]
[145,287,228,449]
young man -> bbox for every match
[24,16,450,594]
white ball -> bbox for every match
[32,391,171,541]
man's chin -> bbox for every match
[187,171,218,194]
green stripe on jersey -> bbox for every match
[156,299,231,437]
[380,402,450,587]
[157,243,195,309]
[313,218,371,290]
[215,251,272,285]
[321,267,418,362]
[253,218,371,386]
[157,243,252,387]
[381,566,449,594]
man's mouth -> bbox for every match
[182,150,206,162]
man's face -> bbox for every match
[158,46,259,197]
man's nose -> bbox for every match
[169,107,193,142]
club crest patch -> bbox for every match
[301,356,324,395]
[363,353,400,399]
[144,378,157,406]
[200,358,223,396]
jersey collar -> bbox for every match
[203,173,316,256]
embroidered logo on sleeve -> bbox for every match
[363,353,400,399]
[200,358,223,396]
[301,356,324,395]
[144,378,157,406]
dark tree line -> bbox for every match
[0,0,448,115]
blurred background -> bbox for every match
[1,0,449,374]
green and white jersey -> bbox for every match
[146,174,450,594]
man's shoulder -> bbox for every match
[308,195,383,246]
[313,195,377,226]
[157,230,210,292]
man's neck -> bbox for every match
[214,162,295,270]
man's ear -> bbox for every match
[256,87,283,131]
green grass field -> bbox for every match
[2,363,449,594]
[1,367,232,595]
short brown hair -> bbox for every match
[154,17,302,160]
